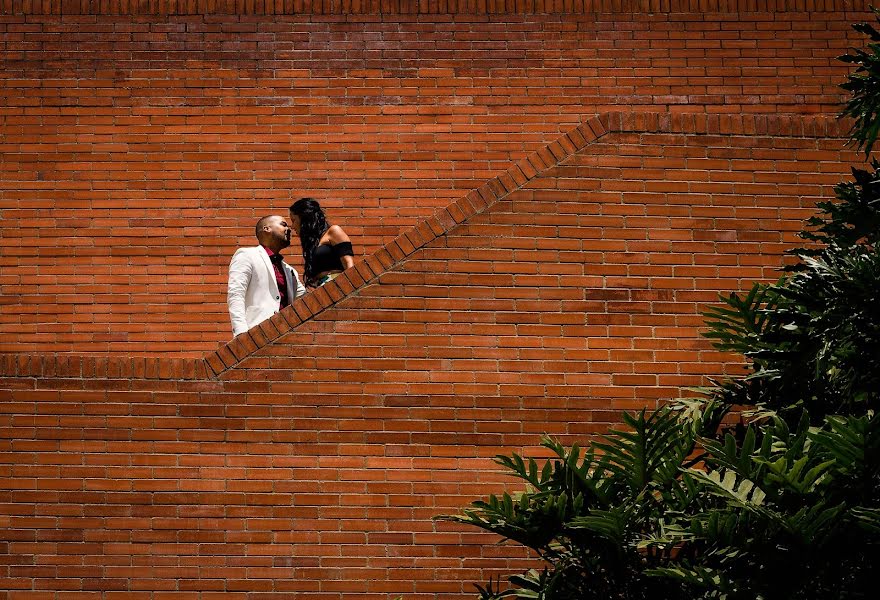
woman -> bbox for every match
[288,197,355,288]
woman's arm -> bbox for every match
[327,225,356,269]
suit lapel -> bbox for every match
[282,263,295,301]
[256,246,280,296]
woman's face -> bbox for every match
[288,212,301,236]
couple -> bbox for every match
[227,197,355,337]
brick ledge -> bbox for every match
[0,1,871,17]
[0,352,210,381]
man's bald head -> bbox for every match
[255,215,275,239]
[255,215,292,251]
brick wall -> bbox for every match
[0,4,869,352]
[0,112,862,598]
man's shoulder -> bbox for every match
[232,245,262,258]
[229,246,264,270]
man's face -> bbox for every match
[264,215,291,248]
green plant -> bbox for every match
[797,162,880,252]
[439,404,726,600]
[650,412,880,599]
[702,245,880,421]
[840,8,880,156]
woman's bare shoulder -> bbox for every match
[326,224,351,243]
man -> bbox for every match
[227,215,306,337]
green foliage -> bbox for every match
[438,404,727,600]
[444,407,879,599]
[797,162,880,252]
[702,246,880,420]
[650,412,880,600]
[441,14,880,600]
[840,9,880,156]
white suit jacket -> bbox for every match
[227,246,306,337]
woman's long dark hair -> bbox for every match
[289,197,329,282]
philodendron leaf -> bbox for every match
[689,468,767,507]
[851,506,880,533]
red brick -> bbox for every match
[0,7,865,598]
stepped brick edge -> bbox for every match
[0,0,871,17]
[0,111,851,381]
